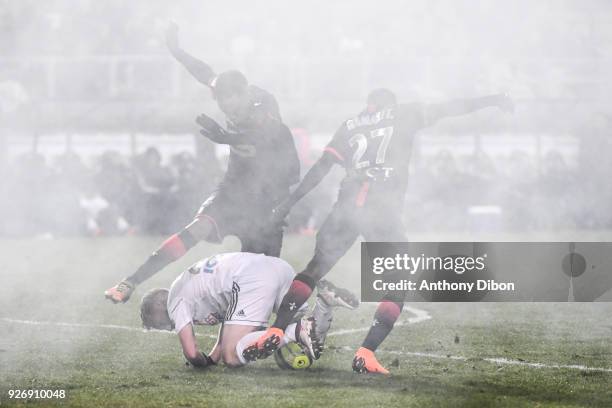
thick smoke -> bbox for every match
[2,0,611,237]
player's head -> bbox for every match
[366,88,397,113]
[140,288,173,331]
[211,70,250,123]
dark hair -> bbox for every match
[212,70,248,99]
[140,288,172,330]
[366,88,397,110]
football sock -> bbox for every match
[236,327,295,365]
[127,229,197,285]
[272,273,317,330]
[312,296,333,344]
[284,322,298,343]
[361,301,403,352]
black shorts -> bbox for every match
[195,190,283,257]
[305,183,406,278]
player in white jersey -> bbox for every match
[139,252,322,368]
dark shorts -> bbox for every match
[303,185,406,279]
[195,190,283,257]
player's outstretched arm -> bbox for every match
[178,324,216,368]
[273,153,336,221]
[166,22,216,88]
[424,93,514,125]
[195,113,251,145]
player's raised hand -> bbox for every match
[496,93,514,113]
[165,22,180,53]
[196,113,224,138]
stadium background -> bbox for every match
[1,2,612,406]
[2,0,611,238]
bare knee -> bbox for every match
[221,350,243,368]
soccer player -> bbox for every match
[139,252,321,368]
[104,23,300,303]
[249,88,514,373]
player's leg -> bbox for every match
[104,197,224,303]
[352,215,408,374]
[225,263,320,365]
[352,295,405,375]
[311,296,334,345]
[230,318,316,366]
[311,281,360,346]
[250,206,359,353]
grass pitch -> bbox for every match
[0,235,611,407]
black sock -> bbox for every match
[272,273,317,330]
[127,229,197,285]
[361,301,403,352]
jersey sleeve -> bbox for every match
[169,299,193,334]
[323,124,350,165]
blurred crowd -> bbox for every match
[0,147,220,237]
[1,139,609,238]
[1,0,611,237]
[405,147,611,232]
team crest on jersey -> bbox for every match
[230,144,257,157]
[203,256,218,273]
[188,264,200,274]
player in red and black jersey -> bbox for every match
[248,88,513,373]
[104,23,300,303]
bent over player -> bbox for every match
[105,23,300,303]
[140,252,322,368]
[250,89,513,373]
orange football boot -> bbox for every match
[104,280,135,303]
[352,347,389,374]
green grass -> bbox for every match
[0,236,611,407]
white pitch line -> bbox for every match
[378,350,612,373]
[0,317,155,333]
[0,317,217,339]
[327,305,432,337]
[4,312,611,374]
[1,305,432,340]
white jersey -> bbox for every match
[167,252,295,333]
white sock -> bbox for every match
[312,296,333,344]
[285,322,298,343]
[236,330,264,365]
[235,327,295,365]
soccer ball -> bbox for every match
[274,341,312,370]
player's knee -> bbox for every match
[183,349,199,362]
[221,350,243,368]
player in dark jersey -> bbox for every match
[104,23,300,303]
[247,88,514,373]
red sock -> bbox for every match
[158,233,188,259]
[272,276,316,330]
[361,301,403,351]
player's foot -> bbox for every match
[295,317,322,360]
[104,280,135,303]
[317,279,359,309]
[352,347,389,375]
[244,327,284,361]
